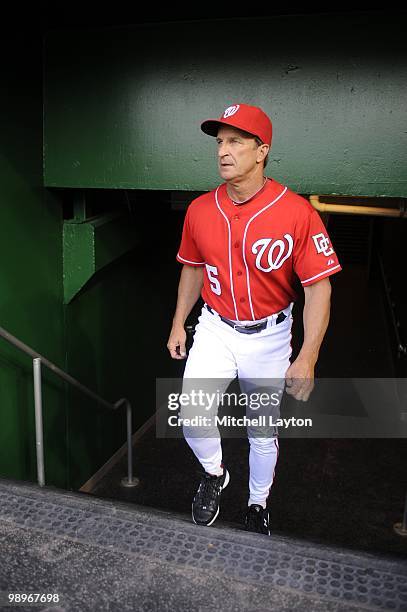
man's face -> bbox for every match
[216,125,266,181]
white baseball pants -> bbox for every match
[181,303,293,508]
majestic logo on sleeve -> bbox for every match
[252,235,293,272]
[312,233,334,256]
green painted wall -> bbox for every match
[0,31,67,486]
[44,12,407,197]
[0,31,178,491]
[63,200,184,489]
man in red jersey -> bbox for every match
[167,103,341,535]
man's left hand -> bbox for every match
[285,358,315,401]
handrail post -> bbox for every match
[121,401,139,488]
[33,358,45,487]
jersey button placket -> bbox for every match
[230,215,248,319]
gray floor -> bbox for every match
[1,479,406,611]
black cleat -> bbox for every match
[192,467,230,526]
[244,504,271,535]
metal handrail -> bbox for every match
[0,325,139,489]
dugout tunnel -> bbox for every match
[1,10,407,610]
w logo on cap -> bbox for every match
[223,105,240,118]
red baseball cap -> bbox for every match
[201,103,272,146]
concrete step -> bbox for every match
[0,478,406,611]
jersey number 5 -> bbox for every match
[205,264,221,295]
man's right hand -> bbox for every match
[167,325,187,359]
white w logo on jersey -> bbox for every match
[252,235,294,272]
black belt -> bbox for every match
[205,304,287,334]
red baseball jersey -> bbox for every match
[176,178,342,321]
